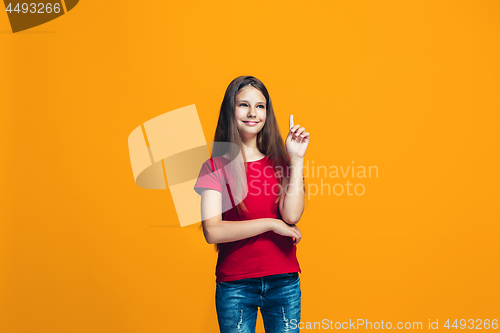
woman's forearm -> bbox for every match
[280,157,305,224]
[204,218,280,244]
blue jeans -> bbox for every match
[215,272,301,333]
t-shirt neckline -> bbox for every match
[217,155,267,163]
[246,156,266,163]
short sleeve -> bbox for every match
[193,159,223,195]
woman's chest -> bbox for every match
[242,164,281,218]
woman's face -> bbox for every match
[234,86,267,138]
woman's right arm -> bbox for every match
[200,189,302,245]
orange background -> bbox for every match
[1,1,499,332]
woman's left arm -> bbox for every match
[279,115,310,225]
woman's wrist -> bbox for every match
[267,218,281,232]
[289,156,304,166]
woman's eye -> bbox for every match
[238,103,265,109]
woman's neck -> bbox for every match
[240,135,265,160]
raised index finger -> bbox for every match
[289,114,294,130]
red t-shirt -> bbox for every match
[194,155,301,283]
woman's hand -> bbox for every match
[271,219,302,245]
[285,115,310,160]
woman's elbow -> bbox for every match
[203,230,214,244]
[282,214,301,225]
[202,223,217,244]
[280,206,303,224]
[205,235,216,244]
[203,232,212,244]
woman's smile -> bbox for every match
[242,120,260,126]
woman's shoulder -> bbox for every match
[202,155,230,169]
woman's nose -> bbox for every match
[247,106,257,117]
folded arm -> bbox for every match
[200,189,302,245]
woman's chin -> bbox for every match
[238,126,262,135]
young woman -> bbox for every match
[194,76,310,333]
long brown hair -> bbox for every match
[200,76,291,252]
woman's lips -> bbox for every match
[242,121,260,126]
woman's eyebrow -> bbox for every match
[236,99,266,104]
